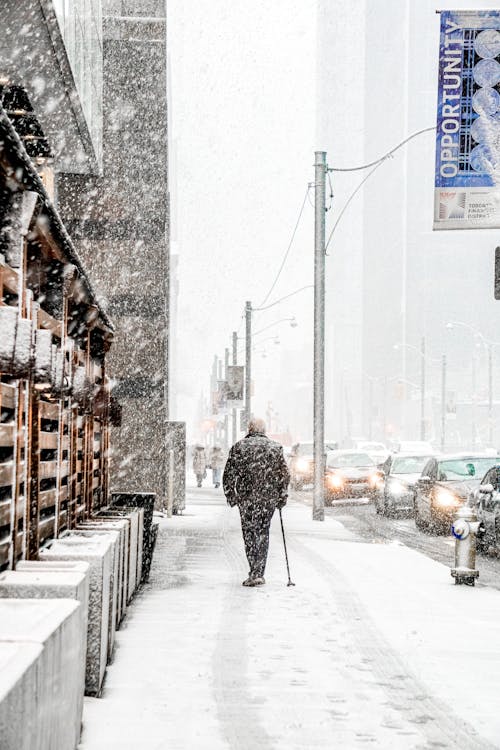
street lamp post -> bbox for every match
[313,150,326,522]
[245,300,252,432]
[232,331,237,445]
[393,337,427,441]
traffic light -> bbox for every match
[495,247,500,300]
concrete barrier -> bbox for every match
[0,568,89,742]
[0,641,43,750]
[0,598,83,750]
[76,519,128,625]
[40,535,112,696]
[97,508,143,602]
[66,529,119,660]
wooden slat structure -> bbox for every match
[0,102,114,571]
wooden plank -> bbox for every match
[0,462,14,487]
[0,383,16,410]
[0,500,10,528]
[39,401,59,420]
[0,424,15,447]
[39,461,58,480]
[1,265,19,295]
[38,309,62,340]
[39,516,56,545]
[39,489,57,511]
[39,431,58,450]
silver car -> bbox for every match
[375,453,433,516]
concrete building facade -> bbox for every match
[58,0,171,505]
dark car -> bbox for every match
[324,450,381,504]
[374,453,433,516]
[289,440,338,490]
[414,454,499,533]
[473,465,500,553]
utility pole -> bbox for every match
[441,354,446,451]
[232,331,238,445]
[313,151,326,522]
[488,343,493,445]
[245,301,252,431]
[420,336,426,441]
[224,347,229,451]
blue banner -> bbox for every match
[435,10,500,229]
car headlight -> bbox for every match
[328,474,344,489]
[388,479,406,496]
[295,458,310,473]
[369,472,384,489]
[435,488,460,507]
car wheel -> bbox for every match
[495,519,500,556]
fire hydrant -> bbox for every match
[451,504,480,586]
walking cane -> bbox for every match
[279,508,295,587]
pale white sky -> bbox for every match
[167,0,317,439]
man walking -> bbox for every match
[223,418,290,586]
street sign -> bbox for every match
[495,247,500,299]
[434,11,500,230]
[226,365,244,403]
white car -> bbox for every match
[354,441,389,465]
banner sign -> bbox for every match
[226,365,244,403]
[434,11,500,229]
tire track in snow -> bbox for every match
[290,534,497,750]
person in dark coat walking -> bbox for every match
[223,417,290,586]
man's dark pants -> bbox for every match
[238,500,276,578]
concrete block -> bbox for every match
[69,528,120,660]
[76,519,128,625]
[0,598,83,750]
[40,535,112,696]
[16,559,90,576]
[0,641,43,750]
[98,508,142,602]
[0,569,89,739]
[96,514,131,606]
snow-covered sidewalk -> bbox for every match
[78,489,500,750]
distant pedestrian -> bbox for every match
[223,418,290,586]
[192,445,207,488]
[209,445,224,488]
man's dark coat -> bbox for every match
[222,432,290,507]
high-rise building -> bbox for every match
[58,0,171,504]
[317,0,500,447]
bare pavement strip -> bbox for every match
[78,488,500,750]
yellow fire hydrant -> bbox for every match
[451,504,480,586]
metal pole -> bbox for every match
[420,336,426,441]
[489,344,493,446]
[224,347,229,451]
[245,301,252,432]
[441,354,446,451]
[472,351,477,448]
[313,151,326,521]
[368,378,373,440]
[232,331,237,445]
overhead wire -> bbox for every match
[325,125,436,253]
[328,125,436,173]
[257,184,311,309]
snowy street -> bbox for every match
[78,489,500,750]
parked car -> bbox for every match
[472,465,500,553]
[374,453,433,516]
[414,454,499,533]
[324,450,381,504]
[289,440,338,490]
[393,440,434,455]
[354,440,389,465]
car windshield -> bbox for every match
[328,452,374,468]
[437,457,498,481]
[392,456,430,474]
